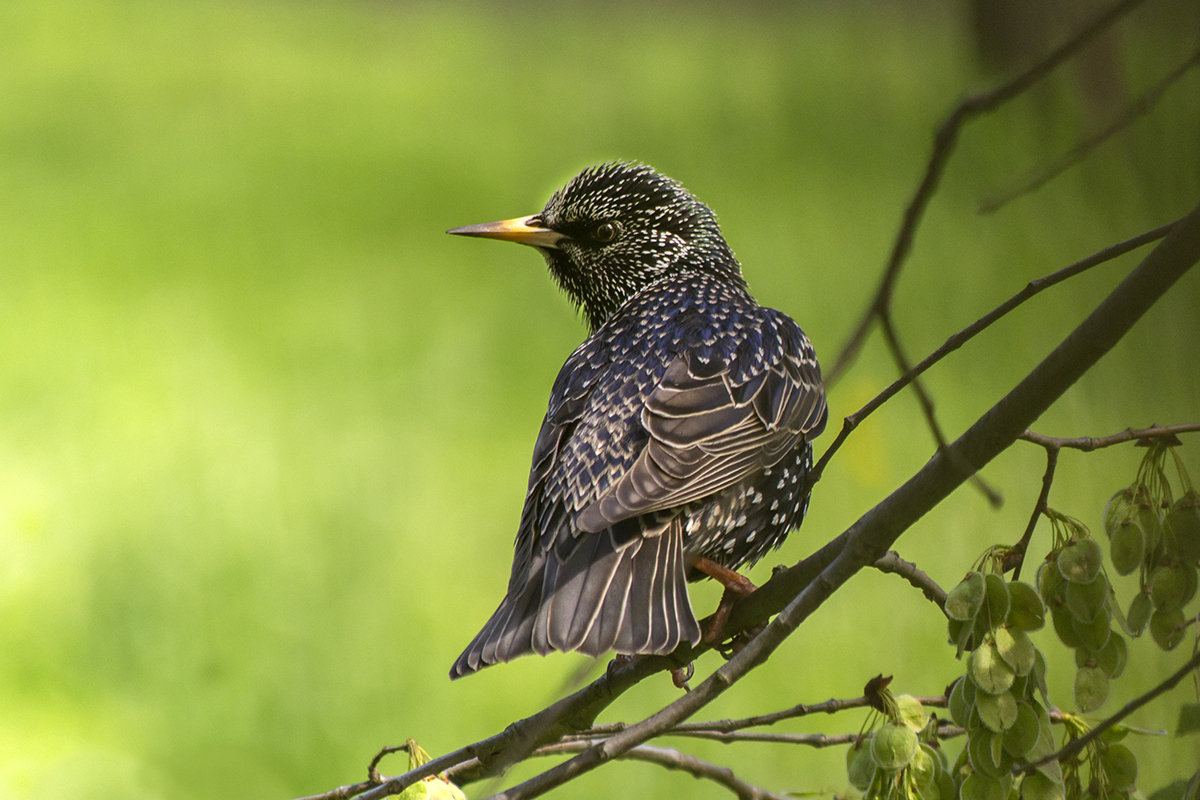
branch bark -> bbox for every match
[483,201,1200,799]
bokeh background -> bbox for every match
[2,1,1199,798]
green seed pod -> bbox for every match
[1005,581,1045,631]
[909,744,937,794]
[945,571,986,621]
[845,741,876,791]
[982,573,1011,627]
[961,772,1007,800]
[1064,574,1109,623]
[1100,724,1132,745]
[1058,538,1103,584]
[1149,607,1185,651]
[1109,520,1145,576]
[976,689,1019,732]
[425,776,468,800]
[1100,743,1138,792]
[1137,505,1163,555]
[894,694,928,732]
[994,627,1036,676]
[1038,561,1066,606]
[948,616,978,656]
[1021,771,1066,800]
[1070,604,1111,652]
[1104,487,1135,540]
[1073,636,1126,678]
[948,677,971,728]
[970,640,1016,694]
[1149,564,1198,612]
[1074,665,1109,713]
[1031,648,1050,704]
[1166,494,1200,565]
[1051,605,1083,648]
[1126,592,1153,636]
[1001,701,1041,758]
[936,771,956,800]
[870,723,918,772]
[966,729,1011,780]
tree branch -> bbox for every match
[874,551,949,613]
[1009,446,1058,581]
[532,741,793,800]
[879,313,1003,507]
[826,0,1151,384]
[1019,423,1200,452]
[483,199,1200,800]
[981,46,1200,215]
[1023,648,1200,773]
[811,217,1178,485]
[566,693,947,741]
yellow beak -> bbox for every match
[446,215,564,249]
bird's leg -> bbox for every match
[607,652,693,692]
[670,661,694,692]
[692,556,763,656]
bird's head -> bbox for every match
[449,162,743,331]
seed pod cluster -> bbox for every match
[945,572,1064,800]
[846,694,956,800]
[1036,538,1124,713]
[1103,446,1200,653]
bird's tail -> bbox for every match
[449,523,700,679]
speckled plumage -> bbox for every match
[448,163,827,679]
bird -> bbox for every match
[446,162,827,679]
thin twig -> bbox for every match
[482,197,1200,800]
[1023,648,1200,773]
[533,741,793,800]
[880,314,1004,507]
[565,693,950,744]
[1019,423,1200,451]
[293,782,375,800]
[635,725,964,747]
[874,551,949,613]
[1009,447,1059,581]
[300,200,1200,800]
[826,0,1150,384]
[811,218,1178,485]
[982,46,1200,214]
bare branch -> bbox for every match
[293,782,375,800]
[533,740,793,800]
[1019,423,1200,452]
[1023,648,1200,773]
[826,0,1151,384]
[484,201,1200,800]
[566,693,951,747]
[982,46,1200,215]
[312,201,1200,800]
[1009,447,1058,581]
[873,551,949,613]
[879,314,1003,507]
[637,724,964,748]
[1006,422,1200,576]
[811,218,1178,485]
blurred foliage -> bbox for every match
[0,0,1198,798]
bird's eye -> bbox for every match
[593,221,620,243]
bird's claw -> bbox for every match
[670,662,694,691]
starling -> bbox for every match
[447,162,827,679]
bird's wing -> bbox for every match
[576,329,826,534]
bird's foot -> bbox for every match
[693,557,759,651]
[605,653,636,684]
[713,621,767,659]
[670,662,694,692]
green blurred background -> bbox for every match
[2,1,1198,797]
